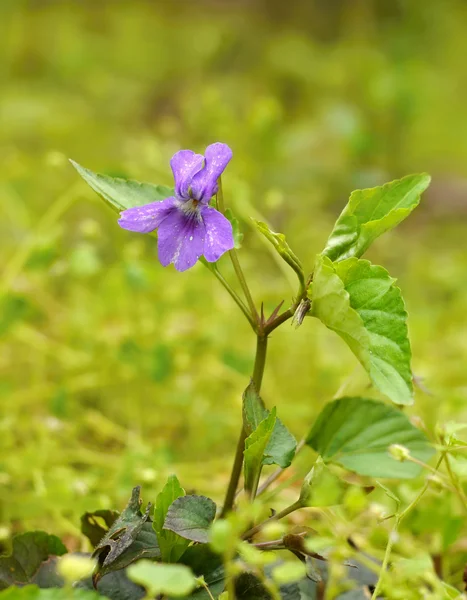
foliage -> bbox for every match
[2,2,467,599]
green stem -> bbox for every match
[221,334,268,517]
[204,260,256,330]
[197,579,216,600]
[216,179,258,322]
[371,455,443,600]
[242,499,303,540]
[442,451,467,513]
[252,334,268,391]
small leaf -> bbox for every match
[243,381,297,469]
[164,496,217,544]
[92,486,154,582]
[310,256,412,405]
[80,510,119,548]
[0,586,104,599]
[225,208,243,249]
[243,380,267,433]
[0,532,67,590]
[252,219,305,289]
[127,560,197,598]
[100,521,160,576]
[154,475,190,562]
[244,409,277,493]
[323,173,431,262]
[70,160,173,214]
[306,397,434,478]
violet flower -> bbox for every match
[118,143,235,272]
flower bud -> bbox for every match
[388,444,410,462]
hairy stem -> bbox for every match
[221,334,268,517]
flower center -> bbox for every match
[180,198,201,220]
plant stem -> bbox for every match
[197,579,216,600]
[205,261,256,330]
[442,451,467,513]
[216,179,258,322]
[221,334,268,517]
[264,307,294,335]
[371,455,443,600]
[252,334,268,391]
[242,499,303,540]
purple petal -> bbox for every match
[157,208,205,272]
[190,143,233,202]
[118,197,177,233]
[170,150,204,200]
[201,205,234,262]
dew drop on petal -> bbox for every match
[189,236,193,241]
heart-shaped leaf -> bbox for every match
[0,532,67,590]
[164,496,217,544]
[310,256,412,405]
[306,397,434,478]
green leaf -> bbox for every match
[127,560,196,598]
[234,573,274,600]
[104,521,160,576]
[310,255,412,405]
[92,486,155,583]
[300,458,344,507]
[306,397,434,478]
[225,208,243,249]
[154,475,191,562]
[78,564,145,600]
[243,381,296,469]
[251,219,305,289]
[0,586,104,600]
[234,572,302,600]
[80,510,119,548]
[244,409,277,493]
[164,495,217,544]
[70,160,173,214]
[0,532,67,590]
[322,173,431,262]
[272,562,307,586]
[242,380,268,432]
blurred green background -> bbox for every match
[1,0,467,540]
